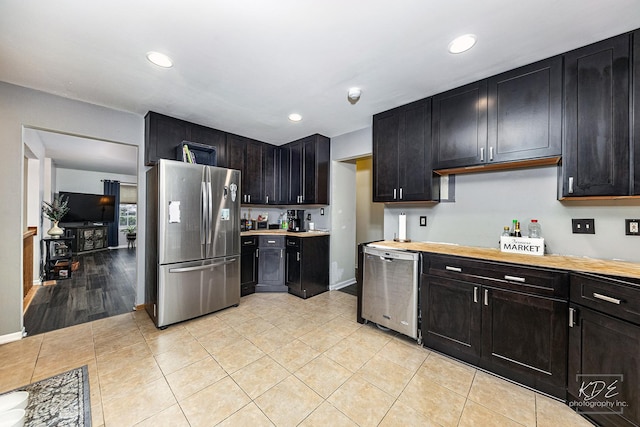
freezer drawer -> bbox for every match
[156,256,240,327]
[362,246,420,339]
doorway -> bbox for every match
[22,128,138,335]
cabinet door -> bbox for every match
[240,244,257,296]
[432,81,488,169]
[278,147,290,205]
[188,124,227,167]
[258,248,285,286]
[244,140,265,204]
[372,109,401,202]
[563,34,630,197]
[633,30,640,195]
[263,145,277,205]
[422,275,482,365]
[305,135,330,205]
[482,287,568,399]
[287,141,303,204]
[285,246,301,289]
[568,305,639,426]
[398,98,435,201]
[226,134,246,173]
[145,112,188,165]
[488,57,562,163]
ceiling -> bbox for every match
[2,1,640,158]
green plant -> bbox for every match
[123,225,136,234]
[42,194,70,222]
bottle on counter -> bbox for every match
[502,226,510,236]
[514,221,522,237]
[528,219,542,238]
[510,219,518,236]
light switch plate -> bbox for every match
[419,216,427,227]
[572,218,595,234]
[625,219,640,235]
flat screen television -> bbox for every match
[59,192,116,224]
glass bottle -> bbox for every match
[514,221,522,237]
[510,219,518,236]
[502,226,510,236]
[528,219,542,238]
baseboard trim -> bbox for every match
[330,278,356,291]
[0,329,25,345]
[134,304,146,311]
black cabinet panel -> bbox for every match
[373,98,437,202]
[285,135,330,205]
[240,236,258,296]
[562,34,631,197]
[226,134,265,204]
[488,57,562,162]
[188,124,227,167]
[286,236,329,299]
[145,112,188,165]
[633,29,640,195]
[433,81,488,169]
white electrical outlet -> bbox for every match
[625,219,640,236]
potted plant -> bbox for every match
[42,194,70,237]
[122,225,136,248]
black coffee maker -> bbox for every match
[287,209,305,232]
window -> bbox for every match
[119,204,137,232]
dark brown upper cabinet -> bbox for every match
[433,57,562,172]
[373,98,438,202]
[144,111,226,166]
[227,134,265,204]
[562,33,630,198]
[633,29,640,195]
[487,57,562,163]
[263,145,289,205]
[286,134,330,205]
[433,81,488,170]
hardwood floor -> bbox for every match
[24,248,136,336]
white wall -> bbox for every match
[0,81,144,341]
[356,157,384,247]
[56,168,137,195]
[384,166,640,263]
[329,160,356,289]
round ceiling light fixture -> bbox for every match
[288,113,302,122]
[146,51,173,68]
[448,34,477,54]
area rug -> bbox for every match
[1,365,91,426]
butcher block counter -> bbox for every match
[241,229,330,238]
[369,240,640,280]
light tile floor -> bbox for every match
[0,291,593,427]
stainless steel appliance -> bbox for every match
[287,209,305,232]
[145,159,241,328]
[362,245,420,341]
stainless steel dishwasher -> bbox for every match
[362,245,420,341]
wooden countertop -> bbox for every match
[369,240,640,280]
[242,230,330,238]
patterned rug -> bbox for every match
[1,365,91,426]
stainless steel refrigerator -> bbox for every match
[145,159,241,328]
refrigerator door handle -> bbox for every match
[200,181,207,246]
[207,180,213,245]
[169,258,238,273]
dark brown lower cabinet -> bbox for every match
[421,254,568,400]
[568,273,640,427]
[285,235,329,299]
[240,236,258,296]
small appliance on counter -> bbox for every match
[287,209,305,232]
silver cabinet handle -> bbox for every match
[393,188,397,200]
[266,195,269,204]
[399,187,403,200]
[480,147,485,161]
[593,293,621,305]
[267,240,276,244]
[248,194,251,203]
[568,177,574,194]
[256,248,259,258]
[474,286,479,303]
[243,240,254,245]
[489,146,494,161]
[281,249,283,258]
[505,275,526,283]
[484,289,489,306]
[297,251,300,261]
[445,266,462,273]
[569,307,576,327]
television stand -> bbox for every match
[64,225,108,254]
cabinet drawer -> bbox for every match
[241,236,258,248]
[285,237,300,249]
[428,254,568,299]
[259,236,285,248]
[570,272,640,325]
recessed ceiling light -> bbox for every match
[448,34,477,54]
[146,51,173,68]
[288,113,302,122]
